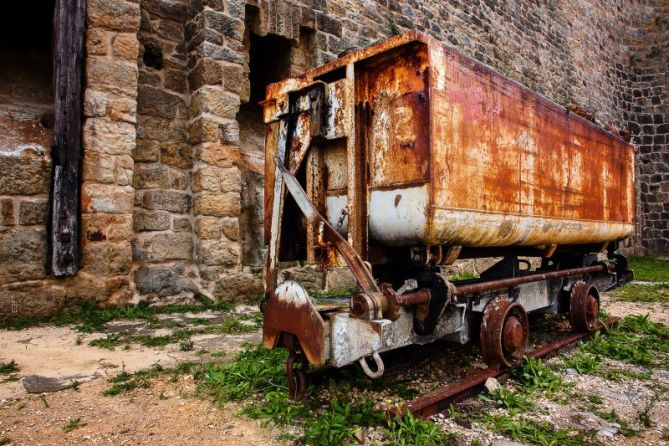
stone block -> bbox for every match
[0,149,51,196]
[133,209,171,232]
[138,116,186,141]
[81,241,132,275]
[191,86,240,119]
[221,217,239,241]
[142,0,188,22]
[194,217,221,239]
[197,239,239,266]
[0,282,66,321]
[112,33,140,60]
[86,56,138,97]
[18,200,48,226]
[188,115,221,144]
[157,20,184,42]
[219,166,242,193]
[114,155,134,186]
[137,85,188,120]
[87,0,141,32]
[164,69,187,93]
[0,227,47,282]
[192,167,220,192]
[200,10,244,40]
[142,189,191,213]
[133,139,160,162]
[107,96,137,124]
[84,90,108,117]
[83,118,136,156]
[213,270,263,301]
[188,58,223,91]
[316,12,342,37]
[81,183,134,214]
[195,42,244,65]
[1,199,15,226]
[193,192,241,217]
[86,28,109,56]
[193,143,239,168]
[134,265,196,296]
[160,143,193,169]
[221,63,245,97]
[133,232,193,261]
[219,119,240,144]
[173,216,191,232]
[132,163,188,190]
[82,213,133,243]
[83,151,116,184]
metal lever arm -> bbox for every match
[276,160,380,295]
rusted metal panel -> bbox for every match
[427,41,634,247]
[263,31,635,252]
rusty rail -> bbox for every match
[400,318,618,419]
[454,264,610,297]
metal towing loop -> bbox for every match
[358,352,385,379]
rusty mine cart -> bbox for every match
[259,32,635,400]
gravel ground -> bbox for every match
[1,291,668,445]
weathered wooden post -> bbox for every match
[50,0,86,276]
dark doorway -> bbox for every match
[0,1,56,120]
[238,15,294,266]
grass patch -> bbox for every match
[55,295,235,332]
[594,409,637,437]
[63,417,86,433]
[579,315,669,367]
[479,387,534,411]
[449,271,479,281]
[512,358,562,393]
[563,351,602,375]
[310,287,357,299]
[482,413,596,446]
[627,256,669,282]
[0,316,39,330]
[103,362,195,396]
[196,344,288,402]
[612,283,669,304]
[0,360,19,375]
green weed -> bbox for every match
[512,358,562,393]
[63,417,86,433]
[586,394,603,405]
[612,283,669,304]
[479,387,534,410]
[627,256,669,282]
[449,271,479,281]
[302,400,385,446]
[243,390,311,426]
[0,360,18,375]
[384,410,454,446]
[595,409,637,437]
[0,316,38,330]
[580,315,669,367]
[0,434,9,445]
[89,333,126,350]
[103,362,195,396]
[563,351,602,375]
[482,413,596,446]
[196,344,288,402]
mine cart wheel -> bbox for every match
[480,297,529,368]
[569,281,600,332]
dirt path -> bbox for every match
[2,292,669,445]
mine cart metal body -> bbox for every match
[260,32,634,398]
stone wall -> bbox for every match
[626,1,669,256]
[0,0,667,321]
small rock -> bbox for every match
[484,377,501,394]
[597,429,615,438]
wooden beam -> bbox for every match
[50,0,86,276]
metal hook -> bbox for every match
[358,352,384,379]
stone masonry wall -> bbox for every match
[0,0,667,320]
[626,0,669,256]
[0,0,141,320]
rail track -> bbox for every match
[392,318,618,419]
